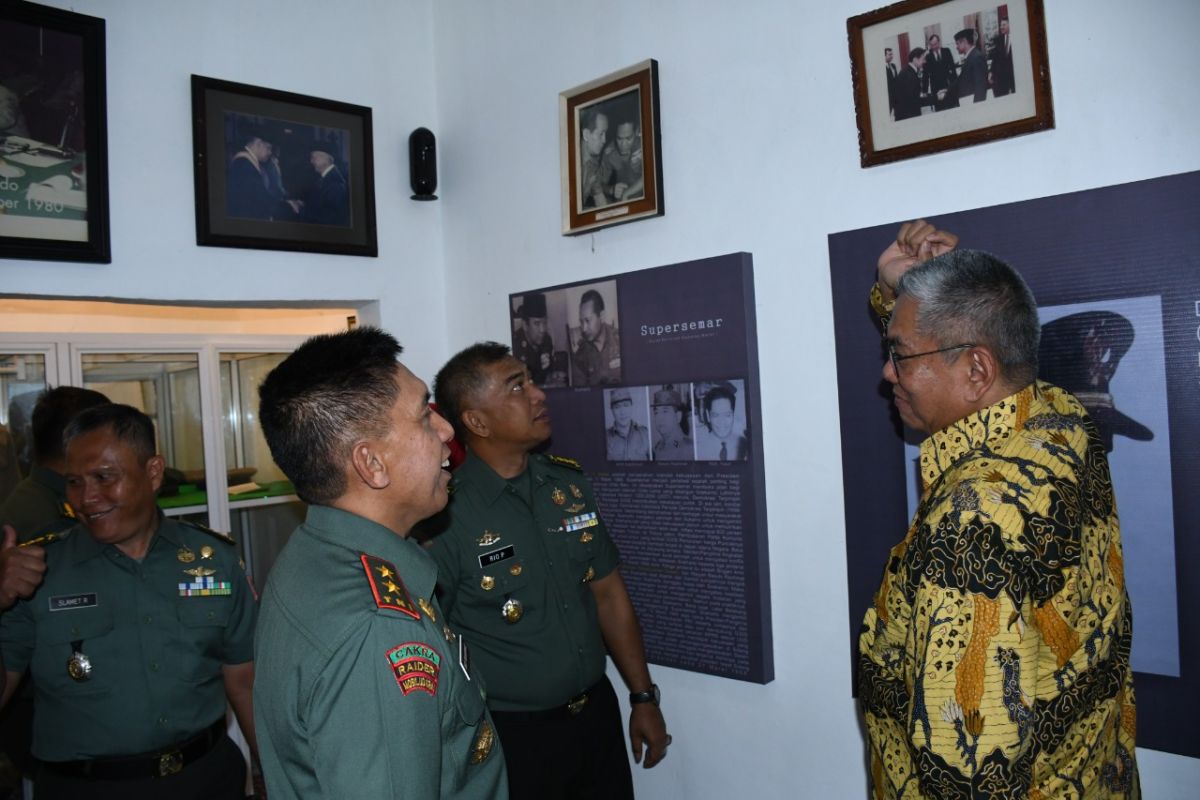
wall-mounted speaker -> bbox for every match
[409,128,437,201]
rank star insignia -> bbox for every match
[569,484,583,499]
[477,530,501,547]
[551,487,566,505]
[361,554,419,619]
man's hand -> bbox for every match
[0,525,47,611]
[629,702,670,768]
[876,219,959,303]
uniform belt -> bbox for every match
[490,678,607,722]
[42,718,226,780]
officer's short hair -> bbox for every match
[580,107,605,136]
[579,289,605,316]
[908,47,926,64]
[259,327,403,505]
[954,28,976,46]
[64,403,157,464]
[703,383,737,415]
[435,341,511,441]
[31,386,109,464]
[896,249,1040,389]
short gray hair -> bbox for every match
[896,249,1040,388]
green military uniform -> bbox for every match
[0,515,255,761]
[427,452,619,711]
[253,505,506,799]
[0,465,78,542]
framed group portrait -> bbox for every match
[191,75,378,256]
[559,59,663,236]
[848,0,1053,167]
[0,1,110,263]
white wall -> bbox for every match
[431,1,1200,797]
[3,0,450,382]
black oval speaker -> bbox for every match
[409,127,437,200]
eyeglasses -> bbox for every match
[885,341,974,373]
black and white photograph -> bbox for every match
[0,1,109,262]
[192,75,377,256]
[693,379,750,462]
[510,289,570,388]
[649,382,694,462]
[566,280,622,387]
[602,386,651,462]
[560,59,663,235]
[848,0,1052,166]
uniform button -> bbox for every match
[150,662,159,672]
[157,716,167,725]
[143,615,153,624]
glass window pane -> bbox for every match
[1,353,48,495]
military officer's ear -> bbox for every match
[350,441,391,489]
[461,408,489,439]
[146,454,166,492]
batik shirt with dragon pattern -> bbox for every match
[858,289,1139,799]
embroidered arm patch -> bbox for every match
[386,641,441,696]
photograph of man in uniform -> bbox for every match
[512,291,564,388]
[604,386,650,461]
[650,384,694,462]
[569,282,622,387]
[694,380,749,462]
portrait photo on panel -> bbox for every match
[649,382,694,462]
[566,280,622,387]
[511,289,570,388]
[693,379,750,462]
[576,88,644,212]
[602,386,651,462]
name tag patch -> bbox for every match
[48,593,97,612]
[478,545,515,569]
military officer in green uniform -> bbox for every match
[0,387,109,542]
[605,387,650,461]
[428,342,669,800]
[650,386,694,461]
[254,327,506,799]
[0,403,257,800]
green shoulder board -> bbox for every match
[179,520,237,546]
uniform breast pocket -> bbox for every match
[175,600,233,680]
[34,610,115,697]
[566,536,598,584]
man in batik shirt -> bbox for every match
[858,220,1139,799]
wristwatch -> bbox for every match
[629,684,660,707]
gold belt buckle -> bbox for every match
[158,749,183,777]
[567,693,589,715]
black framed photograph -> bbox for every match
[191,75,377,256]
[0,2,109,263]
[848,0,1053,167]
[559,59,662,236]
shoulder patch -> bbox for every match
[179,520,237,546]
[361,554,420,619]
[546,454,583,471]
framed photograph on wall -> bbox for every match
[191,75,377,256]
[0,2,110,263]
[560,59,663,236]
[848,0,1053,167]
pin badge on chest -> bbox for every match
[501,597,524,624]
[67,649,92,682]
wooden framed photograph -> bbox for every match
[191,75,377,257]
[560,59,663,236]
[848,0,1053,167]
[0,2,110,263]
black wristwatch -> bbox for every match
[629,684,660,707]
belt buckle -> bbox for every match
[567,693,589,715]
[158,749,183,777]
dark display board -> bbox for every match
[828,171,1200,757]
[511,253,773,683]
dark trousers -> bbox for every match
[491,676,634,800]
[34,734,246,800]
